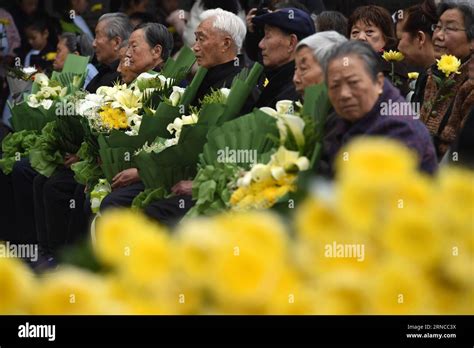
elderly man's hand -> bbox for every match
[171,180,193,196]
[111,168,140,189]
[64,153,80,168]
[246,8,258,33]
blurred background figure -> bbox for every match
[348,5,410,96]
[181,0,243,49]
[420,0,473,159]
[53,32,98,88]
[396,0,438,104]
[314,11,347,36]
[293,31,347,96]
[121,0,149,16]
[57,0,94,40]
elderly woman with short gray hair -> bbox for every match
[293,31,347,95]
[319,40,438,177]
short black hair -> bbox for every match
[316,11,348,36]
[129,11,157,26]
[135,22,174,61]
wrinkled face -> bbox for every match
[259,25,294,69]
[327,54,384,122]
[53,39,70,71]
[93,20,120,65]
[350,20,386,52]
[193,18,232,68]
[432,9,470,59]
[126,29,161,74]
[118,46,138,84]
[293,46,324,94]
[26,27,48,51]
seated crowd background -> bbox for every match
[0,0,472,270]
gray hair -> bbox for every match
[438,0,474,41]
[324,40,382,83]
[134,22,174,61]
[297,31,348,68]
[200,8,247,53]
[60,33,95,61]
[98,13,133,42]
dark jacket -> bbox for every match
[420,57,473,159]
[191,57,245,107]
[378,52,410,97]
[318,79,438,177]
[28,43,57,75]
[449,106,474,168]
[411,69,429,105]
[85,60,120,93]
[251,60,299,110]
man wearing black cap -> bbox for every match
[250,8,315,109]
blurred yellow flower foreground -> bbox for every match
[0,138,472,314]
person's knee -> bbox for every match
[100,191,119,211]
[11,158,33,180]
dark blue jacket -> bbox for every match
[319,79,438,177]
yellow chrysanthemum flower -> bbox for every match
[44,52,57,61]
[0,258,35,314]
[382,209,444,269]
[95,209,172,289]
[436,54,461,78]
[95,210,167,265]
[408,72,419,79]
[382,50,404,62]
[434,166,474,244]
[265,268,319,314]
[335,137,418,183]
[31,267,112,314]
[205,212,289,309]
[311,270,371,314]
[174,218,225,287]
[368,259,434,314]
[230,174,296,210]
[99,105,128,130]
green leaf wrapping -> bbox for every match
[185,163,241,218]
[0,130,38,174]
[29,115,85,177]
[97,113,171,182]
[71,141,103,189]
[10,101,57,132]
[179,67,208,108]
[161,46,196,77]
[28,122,64,177]
[131,187,168,210]
[134,124,210,191]
[200,109,280,169]
[301,83,331,168]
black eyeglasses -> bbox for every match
[431,23,466,34]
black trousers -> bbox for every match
[11,158,42,244]
[144,195,195,227]
[0,169,16,241]
[39,168,90,254]
[100,182,145,211]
